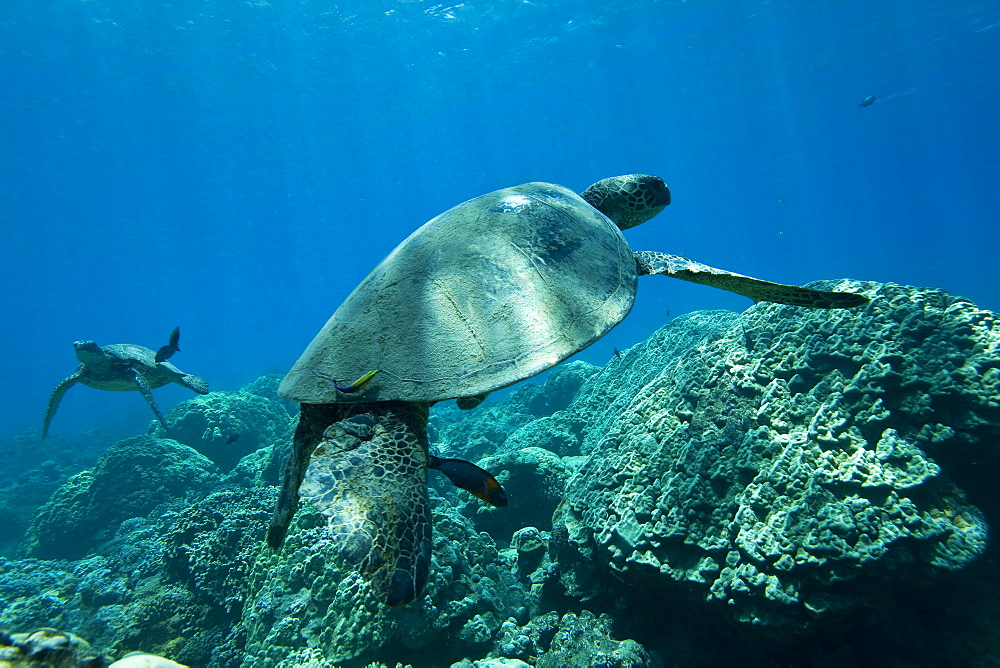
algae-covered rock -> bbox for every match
[0,627,111,666]
[551,281,998,626]
[486,610,649,667]
[18,436,220,561]
[471,447,571,541]
[151,379,295,472]
[242,490,532,666]
[162,487,276,616]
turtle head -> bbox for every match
[73,340,109,366]
[580,174,671,230]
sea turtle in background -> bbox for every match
[42,327,209,438]
[267,174,869,606]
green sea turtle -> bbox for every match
[267,174,869,606]
[42,327,209,437]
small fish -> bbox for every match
[332,369,379,393]
[613,348,622,358]
[858,95,876,108]
[154,326,181,363]
[226,433,240,444]
[429,455,508,507]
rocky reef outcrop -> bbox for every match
[5,282,1000,666]
[543,281,999,627]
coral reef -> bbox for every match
[150,375,295,474]
[4,282,1000,666]
[545,281,998,625]
[242,489,534,666]
[0,430,112,558]
[485,610,650,667]
[18,436,221,561]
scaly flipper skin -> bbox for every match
[300,402,431,606]
[176,374,210,394]
[634,251,870,309]
[268,401,433,607]
[268,402,353,550]
[129,367,168,429]
[42,373,81,438]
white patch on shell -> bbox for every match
[498,194,533,211]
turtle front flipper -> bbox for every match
[298,402,432,606]
[634,251,870,309]
[129,368,168,429]
[268,402,349,549]
[42,373,81,438]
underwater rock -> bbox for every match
[549,281,998,626]
[470,447,571,541]
[533,360,601,415]
[18,436,220,561]
[109,652,188,667]
[0,627,110,666]
[429,385,547,465]
[483,610,650,667]
[150,379,295,473]
[0,627,187,667]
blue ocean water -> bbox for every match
[1,0,998,442]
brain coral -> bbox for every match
[151,378,296,473]
[242,489,533,666]
[549,281,999,626]
[18,436,220,561]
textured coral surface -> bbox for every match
[546,281,999,626]
[3,284,1000,666]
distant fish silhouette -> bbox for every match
[154,326,181,362]
[858,95,876,108]
[226,433,240,444]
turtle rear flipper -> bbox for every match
[176,373,209,395]
[42,373,81,438]
[299,403,432,606]
[634,251,870,309]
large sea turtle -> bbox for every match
[267,174,869,606]
[42,327,209,437]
